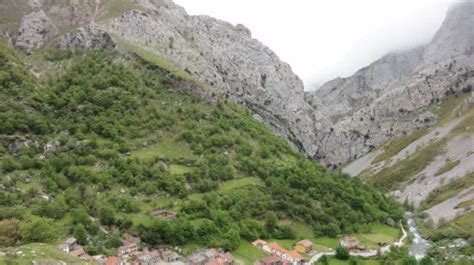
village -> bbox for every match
[59,232,236,265]
[58,223,406,265]
[251,222,407,265]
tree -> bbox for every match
[401,256,418,265]
[419,256,433,265]
[74,224,88,245]
[320,255,329,265]
[21,218,58,243]
[335,246,350,260]
[0,219,22,247]
[265,212,278,234]
[99,206,115,226]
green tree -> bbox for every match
[265,212,278,234]
[401,256,418,265]
[74,224,88,245]
[335,246,350,260]
[99,206,115,226]
[419,256,433,265]
[320,255,329,265]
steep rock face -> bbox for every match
[57,23,114,51]
[307,1,474,166]
[13,10,58,51]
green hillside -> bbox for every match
[0,42,402,256]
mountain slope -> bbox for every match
[307,1,474,167]
[0,42,402,257]
[0,0,329,161]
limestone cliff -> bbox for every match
[307,1,474,167]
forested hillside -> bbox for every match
[0,42,402,255]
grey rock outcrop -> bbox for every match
[57,23,114,51]
[13,10,57,51]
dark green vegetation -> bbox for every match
[0,42,402,255]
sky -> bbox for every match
[174,0,457,89]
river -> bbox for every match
[406,212,431,260]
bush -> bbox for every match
[21,217,59,243]
[335,246,350,260]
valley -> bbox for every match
[0,0,473,264]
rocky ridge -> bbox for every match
[307,1,474,166]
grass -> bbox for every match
[355,224,400,248]
[452,211,474,232]
[449,104,474,137]
[367,138,447,192]
[233,241,267,265]
[372,128,430,164]
[112,35,210,87]
[131,137,196,160]
[435,159,460,176]
[169,164,196,175]
[420,172,474,210]
[218,177,262,193]
[316,257,381,265]
[0,243,95,265]
[455,198,474,209]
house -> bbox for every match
[254,255,288,265]
[92,255,107,263]
[135,250,162,265]
[295,240,313,253]
[106,256,125,265]
[151,210,177,221]
[59,237,77,253]
[266,243,302,264]
[188,249,233,265]
[161,249,181,262]
[252,239,267,248]
[123,232,141,245]
[205,255,234,265]
[339,236,360,250]
[118,242,139,257]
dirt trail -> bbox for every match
[92,0,100,22]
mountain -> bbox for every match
[0,1,403,262]
[321,1,474,226]
[0,0,329,161]
[306,1,474,167]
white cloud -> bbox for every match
[174,0,457,89]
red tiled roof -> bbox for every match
[267,242,287,253]
[106,256,122,265]
[267,243,302,261]
[287,250,302,260]
[260,255,284,264]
